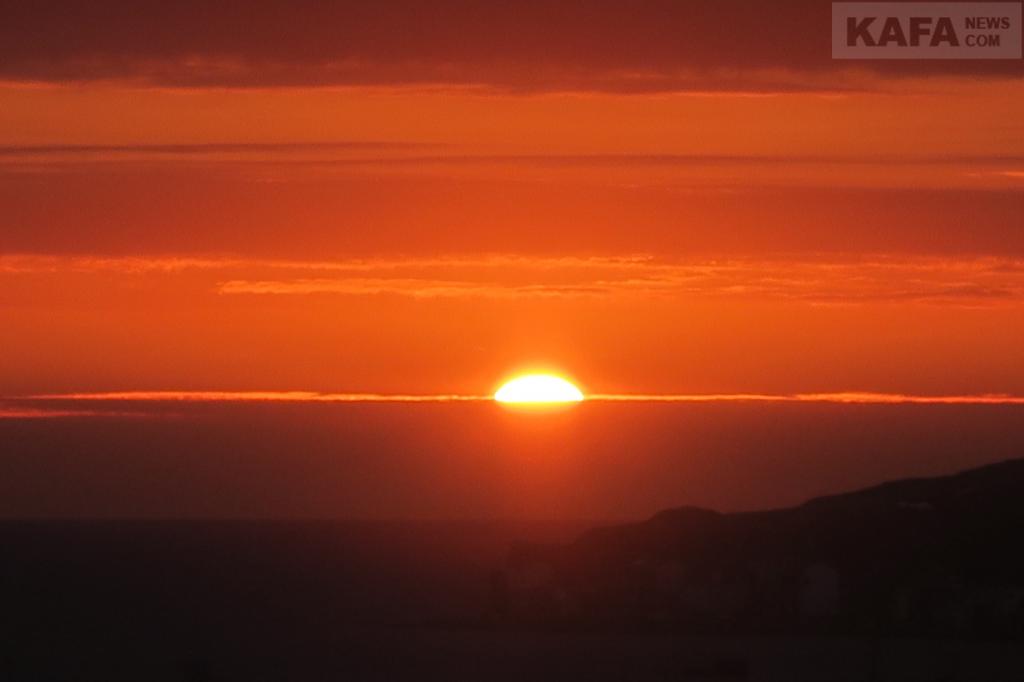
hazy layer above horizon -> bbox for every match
[2,400,1022,520]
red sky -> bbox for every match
[0,0,1022,518]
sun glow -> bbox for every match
[494,374,585,404]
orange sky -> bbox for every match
[1,1,1022,400]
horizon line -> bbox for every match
[13,390,1024,405]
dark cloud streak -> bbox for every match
[0,142,443,156]
[2,0,1020,90]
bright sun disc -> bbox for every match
[494,374,584,404]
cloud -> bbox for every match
[4,253,1024,307]
[591,392,1024,405]
[5,147,1023,167]
[210,255,1024,306]
[19,392,482,403]
[3,148,1022,201]
[0,405,153,418]
[216,277,619,298]
[2,0,1020,91]
[0,142,440,157]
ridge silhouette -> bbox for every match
[497,458,1024,636]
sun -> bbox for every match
[494,374,584,404]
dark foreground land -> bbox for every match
[498,459,1024,636]
[4,460,1024,680]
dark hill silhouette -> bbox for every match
[496,459,1024,637]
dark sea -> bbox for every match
[3,520,1024,681]
[0,520,586,679]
